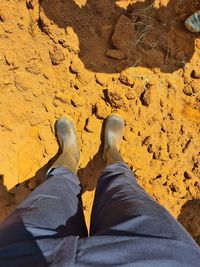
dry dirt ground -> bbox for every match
[0,0,200,245]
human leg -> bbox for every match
[90,114,198,245]
[75,115,200,267]
[0,117,87,267]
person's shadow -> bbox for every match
[38,0,199,73]
[178,199,200,246]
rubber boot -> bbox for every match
[50,116,80,174]
[102,114,125,166]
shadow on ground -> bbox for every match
[38,0,199,73]
[0,143,105,223]
[178,199,200,246]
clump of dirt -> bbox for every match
[0,0,200,243]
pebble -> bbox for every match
[112,15,135,51]
[84,117,96,133]
[183,171,192,180]
[119,72,135,86]
[141,89,151,106]
[71,93,85,107]
[5,51,19,69]
[106,49,125,60]
[191,69,200,79]
[191,80,200,93]
[26,0,34,9]
[142,136,151,146]
[55,91,70,104]
[49,46,65,65]
[107,90,125,108]
[95,100,111,119]
[125,88,135,100]
[183,85,193,96]
[95,73,108,86]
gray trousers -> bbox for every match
[0,162,200,267]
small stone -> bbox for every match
[43,68,52,79]
[147,144,153,153]
[183,171,192,180]
[26,0,34,9]
[142,136,151,146]
[70,57,93,85]
[71,93,85,107]
[77,69,94,86]
[5,51,19,69]
[100,25,113,38]
[49,46,65,65]
[58,38,68,48]
[95,100,111,119]
[119,72,135,86]
[191,70,200,79]
[0,13,5,22]
[112,15,136,51]
[107,90,125,108]
[140,89,151,106]
[183,85,193,96]
[95,73,108,86]
[125,88,135,100]
[70,57,84,74]
[55,91,70,104]
[153,151,160,159]
[84,116,96,133]
[191,80,200,93]
[25,62,40,75]
[106,49,125,60]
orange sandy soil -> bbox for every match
[0,0,200,244]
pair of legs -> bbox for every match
[0,115,200,267]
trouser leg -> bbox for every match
[90,162,197,246]
[0,167,87,267]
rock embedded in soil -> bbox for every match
[107,90,125,109]
[140,89,151,106]
[142,136,151,146]
[191,80,200,93]
[94,100,111,119]
[125,88,135,100]
[71,93,85,107]
[183,171,192,180]
[183,84,193,96]
[70,57,85,74]
[119,72,135,86]
[112,15,136,52]
[49,46,65,65]
[84,116,97,133]
[106,49,125,60]
[95,73,108,86]
[26,0,34,9]
[191,69,200,79]
[55,91,70,104]
[5,51,19,69]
